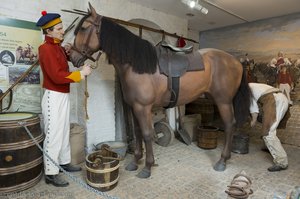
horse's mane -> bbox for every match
[100,17,157,74]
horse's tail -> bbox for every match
[233,68,251,127]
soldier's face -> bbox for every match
[47,23,65,41]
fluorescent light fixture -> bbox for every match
[200,7,208,14]
[181,0,208,14]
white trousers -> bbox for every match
[263,93,288,168]
[42,89,71,175]
[279,83,292,104]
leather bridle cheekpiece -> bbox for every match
[72,14,102,63]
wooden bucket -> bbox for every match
[85,146,120,191]
[0,112,43,193]
[197,126,219,149]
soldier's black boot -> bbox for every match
[45,175,69,187]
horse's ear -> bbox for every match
[88,2,97,18]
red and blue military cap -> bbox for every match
[36,11,62,30]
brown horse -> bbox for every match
[69,4,251,178]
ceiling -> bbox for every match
[127,0,300,32]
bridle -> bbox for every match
[72,14,103,63]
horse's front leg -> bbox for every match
[214,103,235,171]
[125,112,143,171]
[132,105,154,178]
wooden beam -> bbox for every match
[106,16,198,43]
[61,9,198,43]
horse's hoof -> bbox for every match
[213,160,226,171]
[137,168,151,178]
[125,162,138,171]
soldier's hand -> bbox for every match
[64,43,73,56]
[250,119,256,127]
[82,64,92,75]
[250,112,258,127]
[80,64,92,79]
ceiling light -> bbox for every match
[181,0,208,14]
[189,1,196,8]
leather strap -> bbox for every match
[164,51,180,109]
[164,77,180,109]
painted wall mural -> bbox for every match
[199,13,300,64]
[200,13,300,147]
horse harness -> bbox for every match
[156,42,205,108]
[72,15,103,64]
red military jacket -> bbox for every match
[38,36,81,93]
[278,72,292,86]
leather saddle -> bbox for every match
[156,41,204,77]
[160,41,193,53]
[155,41,204,108]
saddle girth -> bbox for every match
[164,77,180,109]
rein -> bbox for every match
[72,15,103,120]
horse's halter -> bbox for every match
[72,15,102,63]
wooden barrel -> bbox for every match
[197,126,219,149]
[185,98,215,125]
[0,112,44,193]
[85,147,120,191]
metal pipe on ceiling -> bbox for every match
[202,0,249,22]
[62,9,198,43]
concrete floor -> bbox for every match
[2,133,300,199]
[2,86,300,199]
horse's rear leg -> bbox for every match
[214,103,235,171]
[125,114,143,171]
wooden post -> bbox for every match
[0,90,3,113]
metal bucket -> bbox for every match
[0,112,43,193]
[95,141,127,158]
[86,146,120,191]
[232,134,249,154]
[197,126,219,149]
